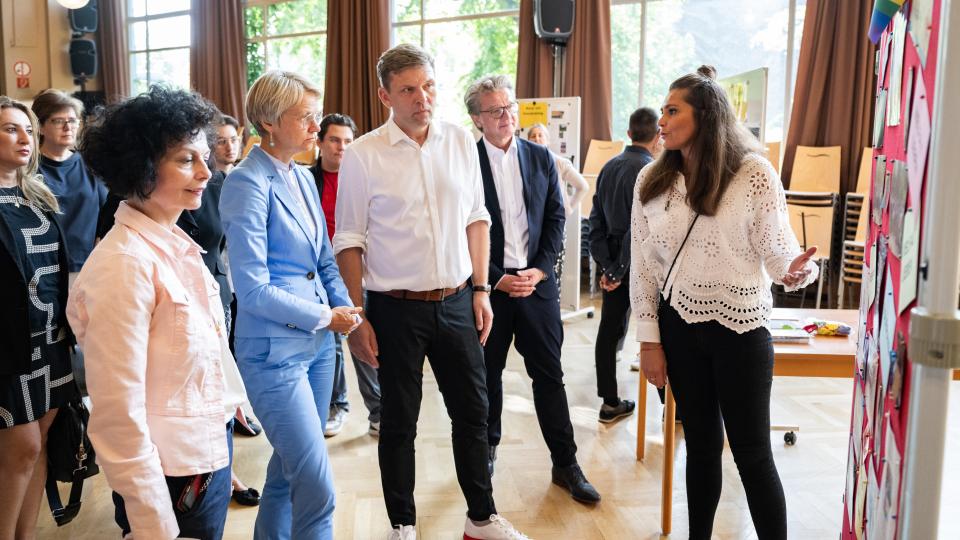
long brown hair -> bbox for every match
[639,65,760,216]
[0,96,59,212]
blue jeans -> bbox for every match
[236,332,337,540]
[113,421,234,540]
[330,335,382,422]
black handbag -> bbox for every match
[44,391,99,526]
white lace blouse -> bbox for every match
[630,153,818,343]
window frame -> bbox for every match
[610,0,803,142]
[391,1,521,45]
[126,2,191,92]
[245,0,328,81]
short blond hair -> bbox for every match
[245,70,321,135]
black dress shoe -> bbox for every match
[488,445,498,477]
[232,487,261,506]
[552,464,601,504]
[235,415,262,437]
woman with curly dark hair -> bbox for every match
[66,86,247,540]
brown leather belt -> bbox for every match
[380,281,468,302]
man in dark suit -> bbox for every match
[590,107,661,423]
[466,75,600,504]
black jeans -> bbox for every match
[484,289,577,467]
[113,421,233,540]
[659,301,787,540]
[367,287,496,526]
[595,275,631,400]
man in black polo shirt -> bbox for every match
[589,107,660,423]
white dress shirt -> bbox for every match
[334,118,491,291]
[483,136,528,269]
[264,150,318,242]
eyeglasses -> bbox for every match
[48,118,79,129]
[288,111,323,128]
[479,103,518,119]
[216,136,241,146]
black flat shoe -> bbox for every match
[235,415,262,437]
[552,464,601,504]
[232,487,260,506]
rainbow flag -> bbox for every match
[868,0,906,43]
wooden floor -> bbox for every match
[36,296,960,539]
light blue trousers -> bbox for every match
[235,332,336,540]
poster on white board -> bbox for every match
[718,67,768,144]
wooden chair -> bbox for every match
[789,145,842,192]
[765,141,782,174]
[856,147,873,194]
[842,192,866,243]
[784,191,838,309]
[838,240,865,309]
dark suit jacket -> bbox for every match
[0,210,73,376]
[477,137,565,299]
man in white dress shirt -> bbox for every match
[333,44,528,540]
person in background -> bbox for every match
[467,75,600,504]
[31,89,106,281]
[525,123,588,216]
[525,123,589,290]
[220,70,361,540]
[308,113,382,438]
[0,96,77,540]
[335,44,528,540]
[589,107,660,422]
[633,66,817,540]
[68,86,246,539]
[212,114,242,174]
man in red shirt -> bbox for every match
[309,113,382,438]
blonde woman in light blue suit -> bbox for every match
[219,71,361,540]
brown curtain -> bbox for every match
[98,0,130,102]
[190,0,247,123]
[782,0,875,194]
[322,0,391,135]
[516,0,612,165]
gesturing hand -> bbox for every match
[781,246,817,288]
[328,306,363,334]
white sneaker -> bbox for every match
[463,514,531,540]
[324,407,346,437]
[368,420,381,438]
[629,358,640,371]
[386,524,416,540]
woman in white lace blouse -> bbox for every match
[631,66,817,540]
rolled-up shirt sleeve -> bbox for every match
[333,147,370,255]
[66,254,179,540]
[630,173,663,344]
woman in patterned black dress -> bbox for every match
[0,96,76,537]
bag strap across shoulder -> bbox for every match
[661,213,700,297]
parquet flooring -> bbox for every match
[35,296,960,539]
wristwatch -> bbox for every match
[472,284,492,293]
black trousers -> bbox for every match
[595,275,631,400]
[483,289,577,467]
[659,300,787,540]
[367,287,496,526]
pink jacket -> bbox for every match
[67,203,231,539]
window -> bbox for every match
[611,0,806,145]
[392,0,520,127]
[127,0,191,94]
[245,0,328,95]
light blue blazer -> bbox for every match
[219,145,352,339]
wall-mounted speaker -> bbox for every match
[69,39,98,78]
[69,0,98,34]
[534,0,575,45]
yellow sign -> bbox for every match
[518,102,548,128]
